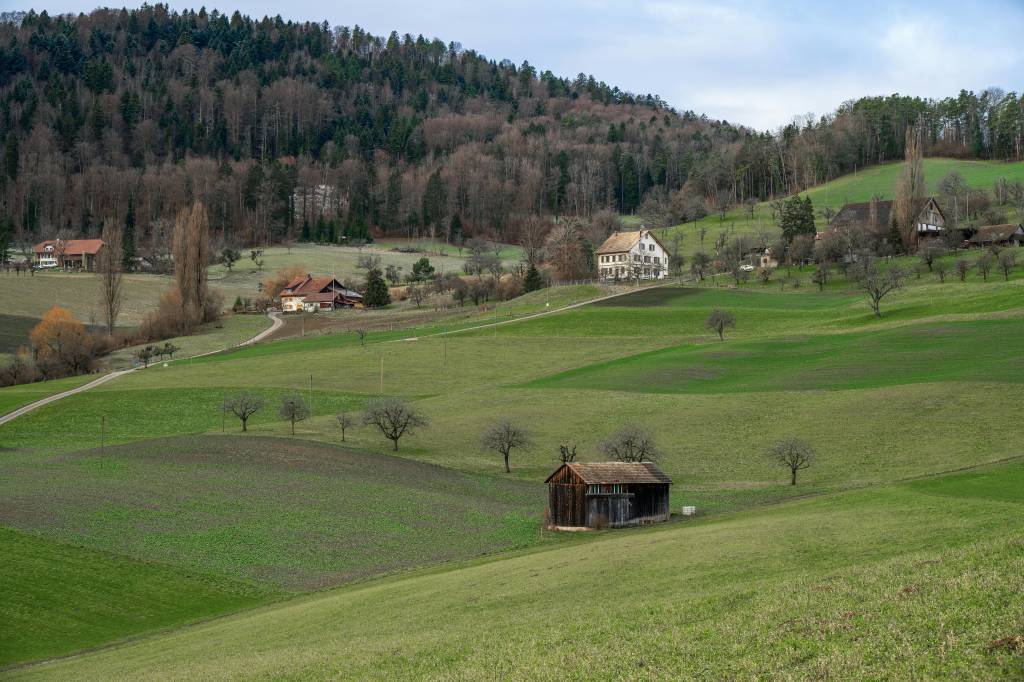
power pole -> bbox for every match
[100,414,105,465]
[221,392,225,433]
[379,354,384,395]
[309,374,313,417]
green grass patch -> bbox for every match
[0,375,96,418]
[14,461,1024,680]
[528,318,1024,394]
[0,527,270,668]
[0,435,558,592]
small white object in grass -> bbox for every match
[681,506,696,516]
[545,302,550,308]
[163,363,168,368]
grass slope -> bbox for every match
[0,528,270,668]
[0,436,553,591]
[15,461,1024,680]
[656,158,1024,260]
[0,375,95,418]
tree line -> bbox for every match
[0,7,1020,258]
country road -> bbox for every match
[0,312,282,426]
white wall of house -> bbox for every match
[598,231,668,280]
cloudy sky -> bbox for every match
[24,0,1024,130]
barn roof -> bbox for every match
[831,197,941,230]
[282,274,347,297]
[546,462,671,485]
[595,231,641,254]
[970,223,1024,243]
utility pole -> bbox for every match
[309,374,313,417]
[100,414,105,465]
[221,392,225,433]
[379,354,384,394]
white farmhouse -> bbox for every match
[595,229,669,280]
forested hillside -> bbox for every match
[0,5,1021,255]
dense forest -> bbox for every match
[0,5,1021,256]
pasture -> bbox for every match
[14,461,1024,680]
[5,252,1024,675]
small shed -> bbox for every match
[545,462,671,530]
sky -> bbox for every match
[15,0,1024,130]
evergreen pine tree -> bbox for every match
[523,263,544,292]
[122,197,136,271]
[363,267,391,307]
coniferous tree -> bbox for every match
[523,263,544,292]
[363,267,391,307]
[122,197,136,271]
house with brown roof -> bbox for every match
[831,196,945,245]
[279,274,363,312]
[969,223,1024,247]
[546,461,671,529]
[595,229,669,281]
[33,239,106,271]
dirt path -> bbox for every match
[0,312,281,425]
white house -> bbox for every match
[595,230,669,280]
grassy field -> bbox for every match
[5,246,1024,674]
[206,241,521,301]
[14,460,1024,680]
[0,436,552,594]
[0,528,271,668]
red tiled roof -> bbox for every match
[34,239,106,255]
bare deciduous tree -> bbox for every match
[894,124,925,251]
[998,250,1016,281]
[223,391,264,432]
[851,259,906,318]
[336,411,354,442]
[599,424,659,462]
[279,394,309,435]
[955,259,971,281]
[481,420,531,473]
[977,252,994,281]
[811,263,831,291]
[706,309,736,340]
[363,398,428,450]
[934,259,949,283]
[355,329,367,346]
[559,443,577,463]
[97,220,124,335]
[767,436,816,485]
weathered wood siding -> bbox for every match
[548,466,586,527]
[629,484,671,523]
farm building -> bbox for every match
[545,462,672,530]
[969,223,1024,247]
[33,239,106,271]
[279,274,363,312]
[595,229,669,280]
[831,196,945,246]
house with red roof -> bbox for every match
[279,274,363,312]
[595,229,669,281]
[33,239,107,271]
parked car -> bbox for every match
[739,264,755,272]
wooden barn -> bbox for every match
[545,462,672,530]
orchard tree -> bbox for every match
[767,437,816,485]
[599,424,659,462]
[706,309,736,340]
[363,398,428,451]
[851,259,906,318]
[481,420,531,473]
[279,394,309,435]
[223,391,264,431]
[336,411,354,442]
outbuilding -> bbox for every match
[545,462,671,530]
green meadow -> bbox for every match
[5,181,1024,675]
[13,461,1024,680]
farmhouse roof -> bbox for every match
[545,462,671,485]
[970,223,1024,244]
[595,230,668,255]
[282,274,344,297]
[34,239,106,255]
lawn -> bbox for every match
[0,435,555,593]
[0,527,271,668]
[14,460,1024,680]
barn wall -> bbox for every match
[630,484,670,522]
[547,467,586,527]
